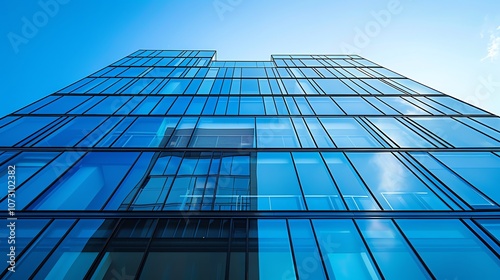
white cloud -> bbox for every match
[482,25,500,61]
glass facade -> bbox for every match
[1,50,500,279]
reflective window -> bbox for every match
[240,97,264,115]
[320,118,381,147]
[304,118,335,148]
[292,152,344,210]
[368,117,436,148]
[322,152,379,210]
[313,79,357,94]
[431,152,500,205]
[190,118,254,148]
[380,97,430,115]
[476,219,500,242]
[334,97,381,115]
[113,117,179,147]
[412,117,499,147]
[411,152,496,209]
[36,116,106,147]
[256,118,300,148]
[0,117,57,147]
[391,79,441,94]
[34,219,116,279]
[257,153,304,210]
[31,152,140,210]
[313,219,381,280]
[288,220,328,280]
[347,152,449,210]
[430,96,488,114]
[308,97,344,115]
[397,219,500,279]
[357,219,431,279]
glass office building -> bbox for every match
[1,49,500,279]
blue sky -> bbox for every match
[1,0,500,117]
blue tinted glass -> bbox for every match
[7,219,75,279]
[473,117,500,131]
[0,152,58,190]
[114,117,179,147]
[256,118,300,148]
[240,97,264,115]
[304,118,335,148]
[31,152,139,210]
[158,79,190,94]
[254,220,296,280]
[34,219,115,279]
[215,96,228,114]
[397,219,500,279]
[202,97,217,115]
[35,117,106,147]
[0,219,49,273]
[198,78,215,93]
[320,118,381,147]
[168,96,192,114]
[347,152,449,210]
[241,79,260,94]
[368,117,436,148]
[150,96,175,115]
[190,118,254,148]
[430,96,487,114]
[288,220,327,280]
[431,152,500,205]
[294,97,314,115]
[313,79,356,94]
[361,79,403,94]
[476,219,500,242]
[357,219,431,280]
[308,97,344,115]
[131,96,162,115]
[391,79,441,94]
[106,152,154,210]
[185,97,207,115]
[322,152,379,210]
[282,79,305,94]
[291,118,316,148]
[380,97,429,114]
[258,79,271,94]
[0,117,56,147]
[313,219,381,280]
[411,152,496,209]
[167,117,197,148]
[293,152,344,210]
[412,117,499,147]
[16,96,60,114]
[274,97,289,114]
[257,152,304,210]
[87,96,131,114]
[334,97,381,115]
[263,97,277,115]
[364,96,399,114]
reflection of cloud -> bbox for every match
[481,25,500,61]
[372,153,405,191]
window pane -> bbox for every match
[288,220,327,280]
[320,118,381,148]
[411,152,496,209]
[256,118,300,148]
[190,118,255,148]
[357,219,431,280]
[31,152,139,210]
[334,97,381,115]
[347,152,449,210]
[240,97,264,115]
[36,117,106,147]
[412,117,499,147]
[308,97,344,115]
[322,152,379,210]
[397,219,500,279]
[114,117,179,147]
[257,152,304,210]
[314,79,357,94]
[368,117,436,148]
[313,219,381,280]
[0,117,57,147]
[292,152,344,210]
[431,152,500,205]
